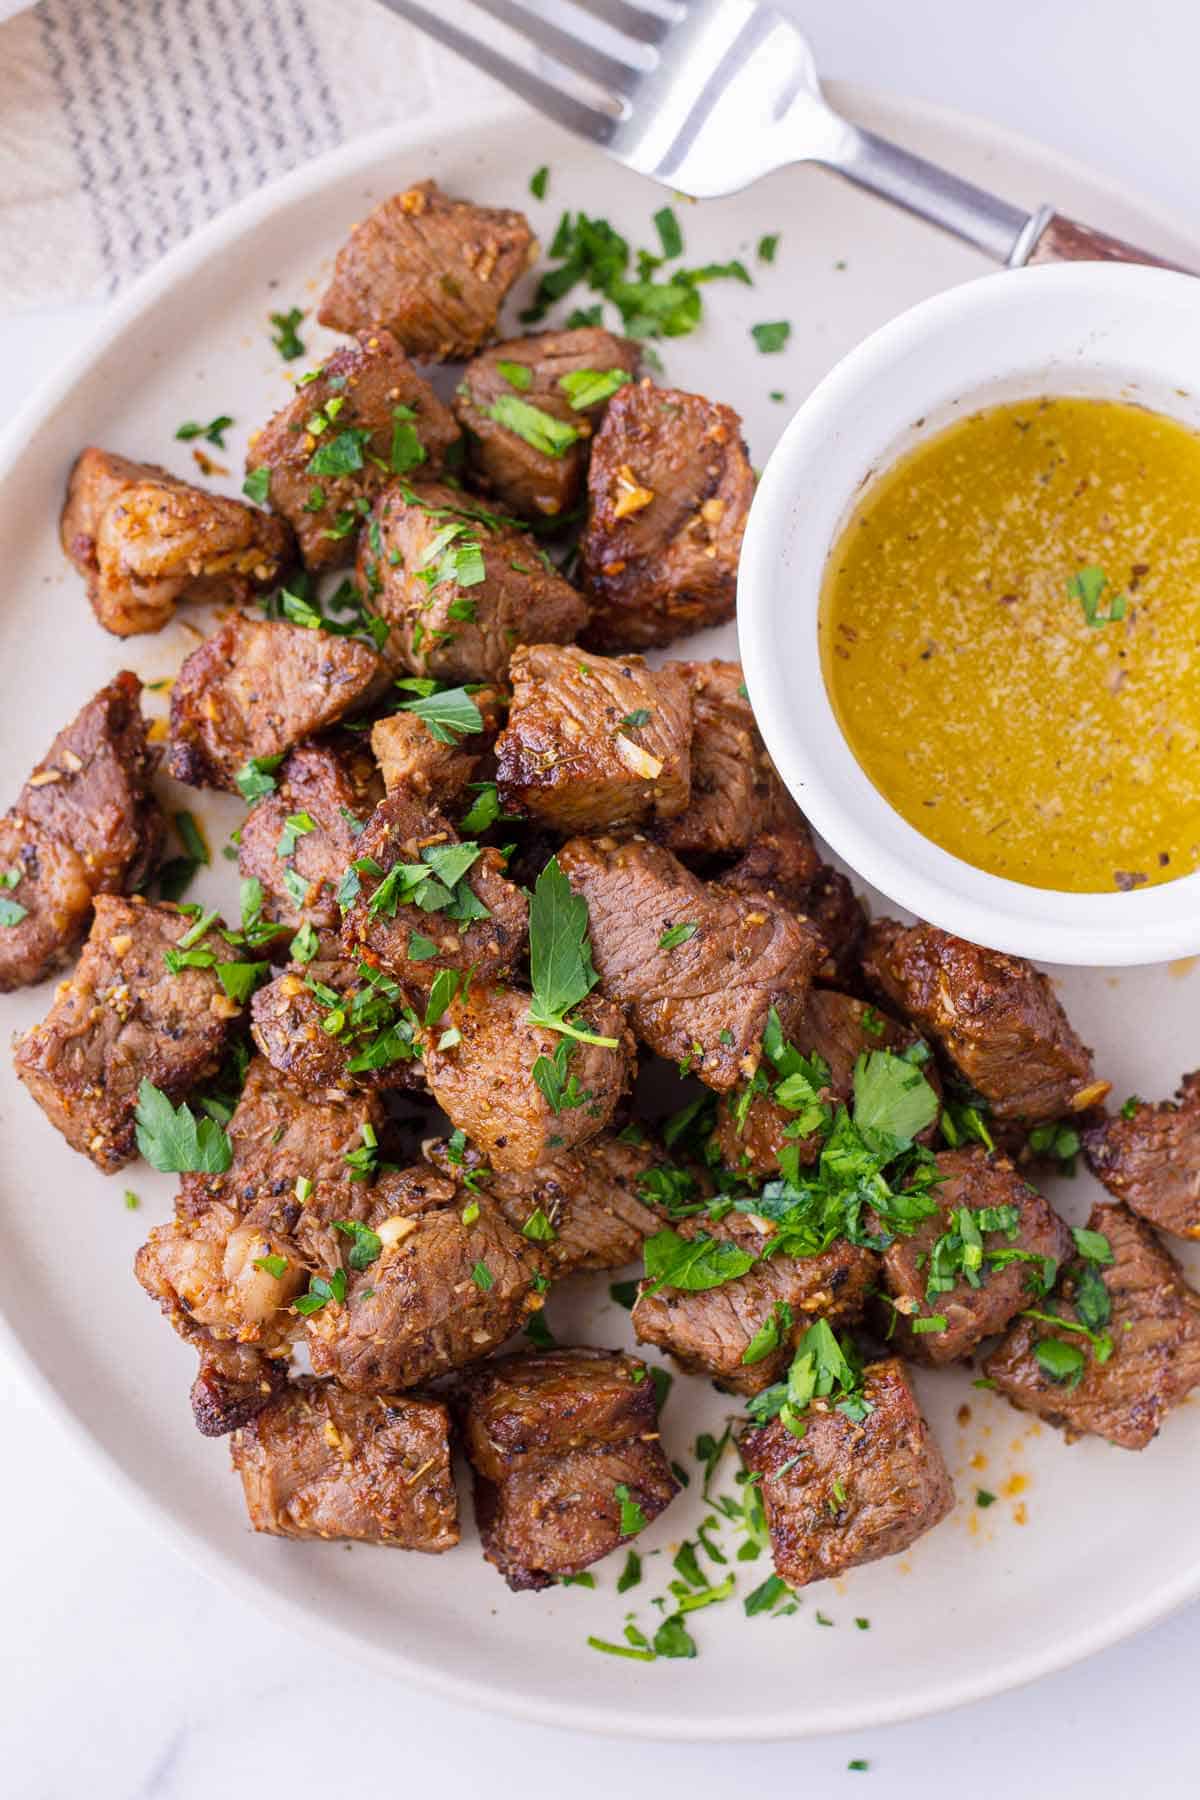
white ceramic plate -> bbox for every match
[2,84,1198,1742]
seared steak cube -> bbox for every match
[61,447,291,636]
[318,180,535,359]
[232,1379,459,1550]
[427,1130,665,1275]
[15,896,244,1171]
[658,660,799,857]
[191,1340,289,1439]
[716,989,933,1176]
[166,614,384,790]
[454,327,640,520]
[0,814,93,992]
[237,739,382,935]
[580,379,754,650]
[740,1357,954,1588]
[136,1057,384,1432]
[341,790,527,991]
[720,827,867,990]
[495,643,692,832]
[247,330,459,570]
[251,956,422,1097]
[371,711,476,805]
[878,1147,1071,1364]
[984,1201,1200,1449]
[305,1163,548,1391]
[458,1347,679,1590]
[557,837,821,1091]
[863,918,1104,1124]
[420,981,633,1172]
[357,482,587,683]
[632,1211,877,1395]
[1083,1075,1200,1239]
[17,671,164,896]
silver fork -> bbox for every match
[378,0,1186,270]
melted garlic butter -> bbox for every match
[819,396,1200,893]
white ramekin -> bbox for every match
[738,261,1200,967]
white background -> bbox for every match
[3,2,1199,1794]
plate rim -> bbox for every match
[3,79,1200,1741]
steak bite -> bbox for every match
[1083,1075,1200,1239]
[740,1356,954,1588]
[61,447,291,635]
[426,1130,665,1275]
[357,482,587,683]
[862,918,1104,1124]
[371,710,477,805]
[232,1380,459,1550]
[984,1201,1200,1450]
[557,836,822,1091]
[318,179,535,360]
[137,1057,385,1433]
[251,956,422,1096]
[458,1347,679,1590]
[419,981,634,1172]
[877,1147,1071,1364]
[237,739,382,935]
[495,643,692,833]
[0,814,93,992]
[14,895,245,1172]
[720,827,867,990]
[579,379,755,650]
[454,327,640,520]
[247,330,459,570]
[165,614,385,791]
[632,1211,878,1395]
[17,671,164,896]
[715,989,933,1177]
[304,1163,549,1391]
[657,660,799,857]
[341,789,527,991]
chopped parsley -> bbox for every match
[751,320,791,354]
[269,307,306,360]
[642,1227,756,1293]
[615,1483,648,1535]
[1068,564,1127,628]
[529,164,550,200]
[653,205,683,259]
[308,427,372,478]
[294,1267,347,1316]
[495,359,534,391]
[558,367,632,410]
[243,466,271,505]
[658,921,698,951]
[470,1260,494,1292]
[531,1036,593,1114]
[234,753,285,803]
[175,415,234,448]
[483,393,580,457]
[394,682,484,746]
[744,1319,872,1440]
[253,1253,289,1280]
[134,1080,232,1174]
[526,856,618,1048]
[757,233,780,263]
[332,1218,383,1270]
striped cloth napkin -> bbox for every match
[0,0,501,312]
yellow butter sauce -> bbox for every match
[819,396,1200,893]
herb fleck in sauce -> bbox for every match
[820,396,1200,892]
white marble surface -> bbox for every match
[4,2,1200,1793]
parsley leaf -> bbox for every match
[658,921,697,951]
[332,1218,383,1270]
[243,466,271,505]
[615,1482,648,1535]
[176,415,234,448]
[135,1080,232,1173]
[643,1227,756,1293]
[269,307,306,360]
[395,684,483,746]
[558,367,632,410]
[308,427,372,478]
[483,393,580,457]
[527,856,618,1047]
[1068,564,1127,628]
[751,320,791,353]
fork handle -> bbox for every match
[830,124,1195,274]
[1017,207,1192,272]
